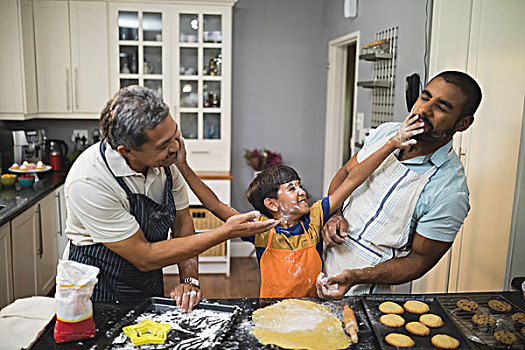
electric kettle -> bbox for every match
[44,139,68,170]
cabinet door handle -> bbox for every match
[190,151,211,155]
[56,192,62,236]
[66,68,71,110]
[37,204,43,258]
[74,68,79,110]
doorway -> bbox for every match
[323,31,359,193]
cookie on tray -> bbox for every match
[472,314,497,327]
[431,334,460,349]
[511,312,525,324]
[379,301,404,314]
[488,299,512,312]
[419,313,444,328]
[493,330,517,345]
[403,300,430,314]
[406,321,430,336]
[456,299,478,312]
[521,326,525,337]
[385,333,415,347]
[380,314,405,328]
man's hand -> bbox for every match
[223,211,278,239]
[316,269,356,300]
[321,215,349,247]
[390,113,424,149]
[174,136,188,168]
[170,283,202,313]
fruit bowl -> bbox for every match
[18,174,35,188]
[0,174,17,187]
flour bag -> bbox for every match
[54,259,99,343]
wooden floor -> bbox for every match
[163,258,261,299]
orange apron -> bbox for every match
[259,222,323,298]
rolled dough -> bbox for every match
[251,299,351,350]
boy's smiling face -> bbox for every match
[274,180,310,225]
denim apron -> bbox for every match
[69,141,176,302]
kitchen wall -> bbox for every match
[231,0,430,211]
[4,0,430,213]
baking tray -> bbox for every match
[98,297,240,349]
[437,294,525,349]
[361,294,475,349]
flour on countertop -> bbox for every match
[108,307,235,350]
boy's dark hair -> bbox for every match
[246,164,301,218]
[431,71,482,119]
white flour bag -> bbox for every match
[54,259,99,343]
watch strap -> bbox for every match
[180,277,200,288]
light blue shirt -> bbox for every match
[359,123,470,243]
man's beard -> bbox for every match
[412,115,456,143]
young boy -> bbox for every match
[175,114,423,298]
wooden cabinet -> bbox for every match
[33,0,109,116]
[0,223,14,309]
[55,185,68,259]
[11,192,59,299]
[0,0,38,120]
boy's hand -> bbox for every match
[175,136,188,168]
[321,214,349,247]
[390,113,424,149]
[224,211,279,239]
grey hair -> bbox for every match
[100,85,169,150]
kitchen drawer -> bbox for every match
[186,179,230,206]
[184,142,230,172]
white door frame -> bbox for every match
[323,31,360,193]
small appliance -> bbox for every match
[12,129,46,164]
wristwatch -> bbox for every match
[180,277,200,288]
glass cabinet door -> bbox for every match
[118,10,163,96]
[177,13,223,143]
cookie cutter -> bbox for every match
[123,319,172,346]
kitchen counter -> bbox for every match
[30,291,525,349]
[0,170,67,227]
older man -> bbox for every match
[318,71,482,297]
[65,86,277,310]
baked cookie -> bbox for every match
[385,333,415,347]
[472,314,497,327]
[419,313,444,328]
[380,314,405,328]
[379,301,404,314]
[488,299,511,312]
[403,300,430,314]
[456,299,478,312]
[406,321,430,336]
[493,330,517,345]
[511,312,525,324]
[521,326,525,337]
[431,334,460,349]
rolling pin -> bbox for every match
[342,302,359,343]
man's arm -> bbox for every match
[170,207,200,312]
[103,211,277,271]
[175,137,239,221]
[317,233,452,299]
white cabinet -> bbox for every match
[33,0,109,116]
[55,185,68,259]
[412,0,525,294]
[0,0,38,120]
[11,192,59,299]
[11,203,39,299]
[0,223,14,309]
[108,1,234,172]
[37,193,59,294]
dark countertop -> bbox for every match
[0,170,67,227]
[31,291,525,350]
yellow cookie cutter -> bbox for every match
[123,319,172,346]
